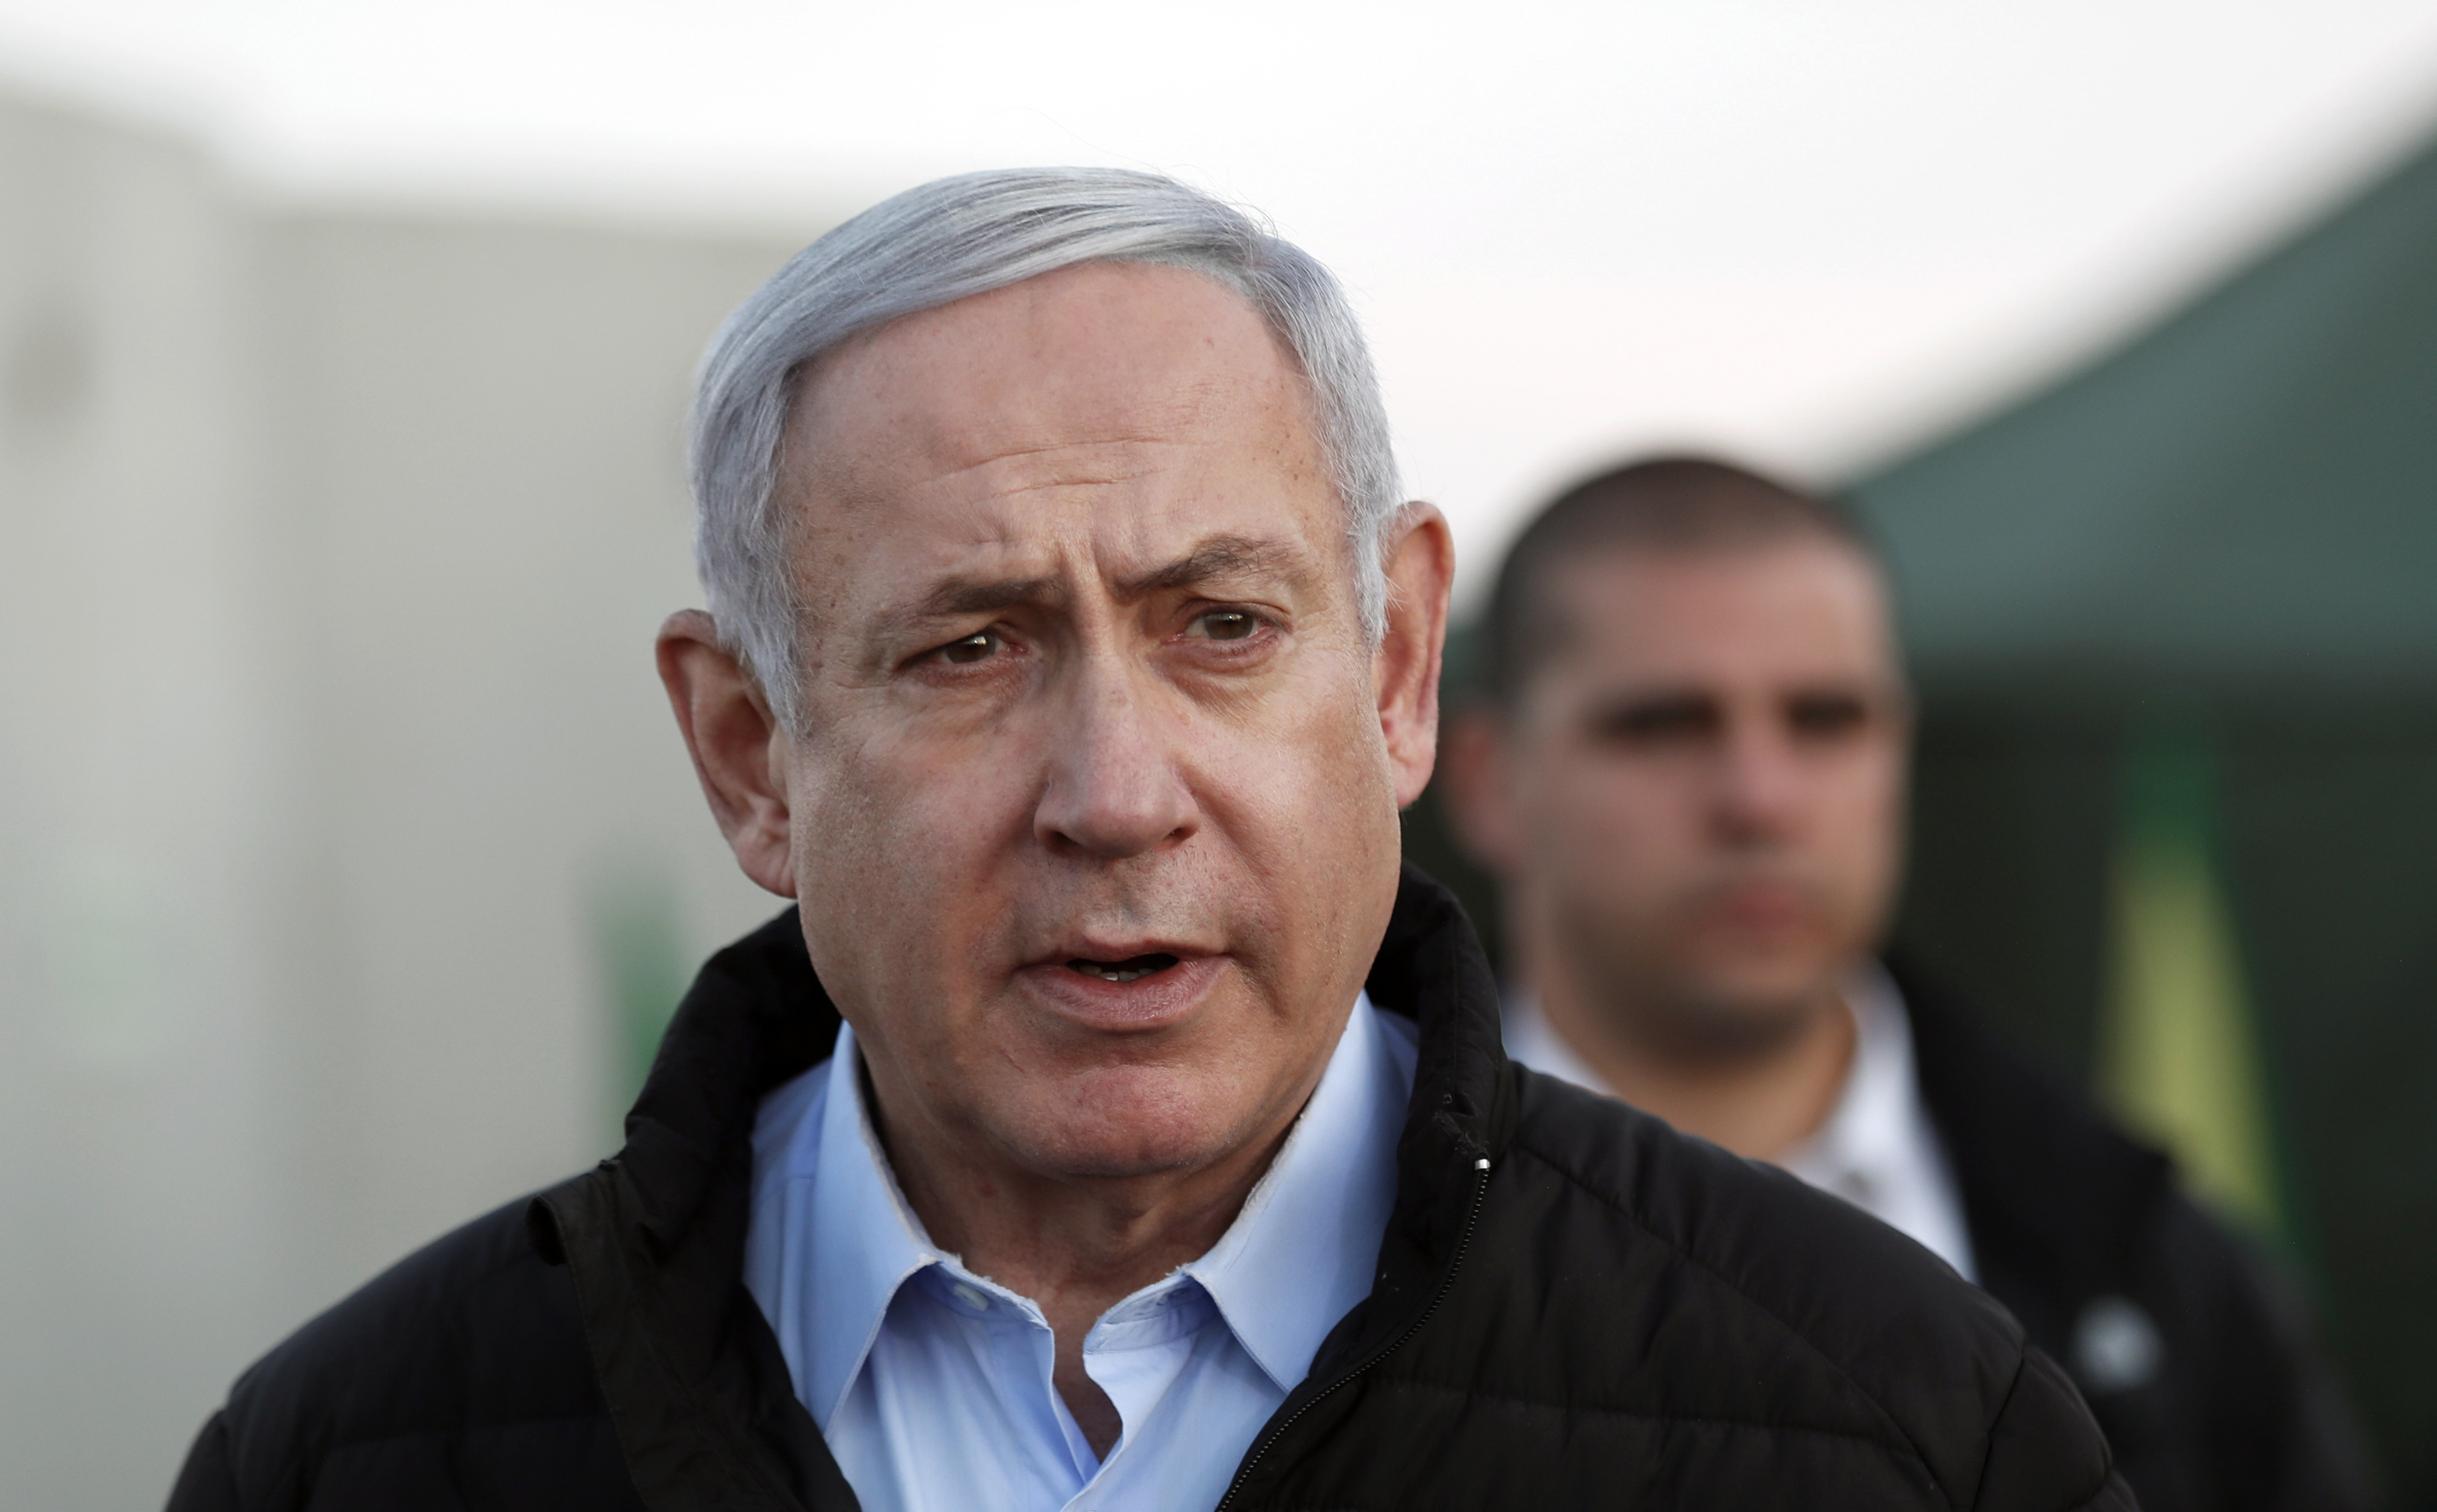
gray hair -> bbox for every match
[688,167,1404,732]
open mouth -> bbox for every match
[1065,953,1180,984]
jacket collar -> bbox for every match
[1889,956,2171,1309]
[531,862,1513,1510]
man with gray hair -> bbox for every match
[169,170,2130,1511]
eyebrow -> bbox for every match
[869,533,1313,649]
[1112,534,1310,598]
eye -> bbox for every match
[1590,694,1718,747]
[1786,693,1869,740]
[933,630,1004,665]
[1187,609,1261,642]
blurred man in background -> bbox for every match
[1442,456,2373,1512]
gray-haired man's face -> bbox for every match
[713,261,1446,1187]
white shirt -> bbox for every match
[1503,965,1977,1280]
[744,995,1421,1512]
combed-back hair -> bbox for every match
[688,167,1404,732]
[1481,456,1872,705]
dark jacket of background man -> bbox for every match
[1439,456,2372,1512]
[1896,959,2369,1512]
[168,873,2133,1511]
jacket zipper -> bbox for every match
[1213,1155,1493,1512]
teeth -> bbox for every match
[1075,963,1151,983]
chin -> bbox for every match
[1683,926,1843,988]
[999,1064,1261,1180]
[1681,959,1844,1025]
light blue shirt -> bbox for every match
[745,995,1420,1512]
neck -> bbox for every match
[857,1054,1316,1458]
[882,1110,1293,1311]
[1529,962,1856,1163]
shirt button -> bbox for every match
[950,1281,990,1312]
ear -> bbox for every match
[656,610,797,897]
[1375,503,1455,810]
[1439,705,1521,877]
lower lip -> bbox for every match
[1015,955,1229,1031]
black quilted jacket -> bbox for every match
[169,868,2134,1510]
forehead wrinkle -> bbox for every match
[894,426,1222,507]
[797,435,1217,546]
[804,423,1307,605]
[783,281,1322,512]
[813,332,1295,493]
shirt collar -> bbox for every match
[1775,963,1920,1196]
[1502,967,1924,1200]
[1179,991,1416,1391]
[1502,967,1974,1278]
[1500,988,1607,1094]
[793,993,1417,1412]
[802,1023,943,1426]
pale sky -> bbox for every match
[7,0,2437,603]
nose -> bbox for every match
[1711,712,1804,846]
[1033,661,1199,860]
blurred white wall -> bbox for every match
[0,85,806,1508]
[0,86,280,1512]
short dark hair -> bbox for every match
[1479,456,1874,705]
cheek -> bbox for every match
[1839,748,1906,836]
[789,717,1040,928]
[1191,673,1399,966]
[1529,755,1691,874]
[1817,753,1907,896]
[1217,687,1391,873]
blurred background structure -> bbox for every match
[0,87,797,1507]
[6,4,2437,1506]
[1866,129,2437,1494]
